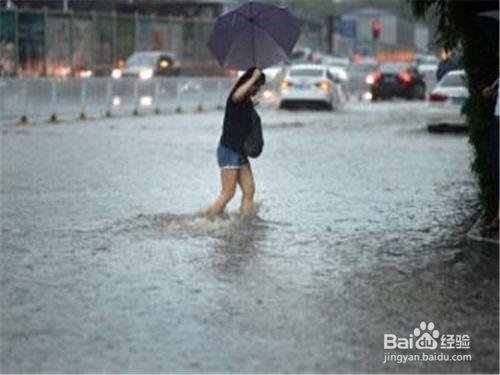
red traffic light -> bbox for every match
[372,19,382,40]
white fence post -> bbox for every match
[105,78,113,117]
[197,78,204,112]
[133,80,139,116]
[175,78,182,113]
[49,80,58,122]
[154,80,161,114]
[79,80,87,119]
[21,80,28,123]
[217,80,223,110]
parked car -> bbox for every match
[112,51,180,80]
[366,62,426,100]
[279,64,344,110]
[427,70,468,126]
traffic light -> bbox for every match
[372,19,382,40]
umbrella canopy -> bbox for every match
[207,1,301,70]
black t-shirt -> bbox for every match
[220,96,253,153]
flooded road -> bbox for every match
[1,101,498,373]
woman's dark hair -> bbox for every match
[230,67,266,96]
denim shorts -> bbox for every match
[217,143,249,169]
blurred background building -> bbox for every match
[339,7,419,60]
[0,0,434,77]
[2,0,225,17]
[0,0,231,77]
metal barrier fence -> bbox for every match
[0,77,236,124]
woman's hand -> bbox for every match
[482,86,495,98]
[252,69,262,80]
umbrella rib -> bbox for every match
[221,25,251,68]
[252,21,295,57]
[222,23,287,69]
[235,7,271,22]
[235,10,250,21]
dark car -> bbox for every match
[366,63,426,100]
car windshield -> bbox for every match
[379,63,409,73]
[440,73,465,87]
[289,69,324,77]
[420,56,438,64]
[328,67,344,73]
[418,64,437,71]
[290,50,310,61]
[323,57,349,67]
[126,54,158,68]
[349,64,377,73]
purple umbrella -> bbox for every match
[207,1,301,70]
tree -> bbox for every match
[410,0,499,219]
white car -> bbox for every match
[428,70,468,127]
[279,64,344,110]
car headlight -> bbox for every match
[111,69,122,79]
[316,80,332,91]
[78,70,93,79]
[139,68,154,80]
[159,59,169,69]
[280,80,292,89]
[365,74,375,85]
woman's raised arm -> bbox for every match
[232,69,262,102]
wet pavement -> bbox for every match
[1,100,498,373]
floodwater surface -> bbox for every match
[1,101,498,373]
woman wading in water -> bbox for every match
[207,67,265,219]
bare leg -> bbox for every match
[238,164,255,218]
[207,169,239,219]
